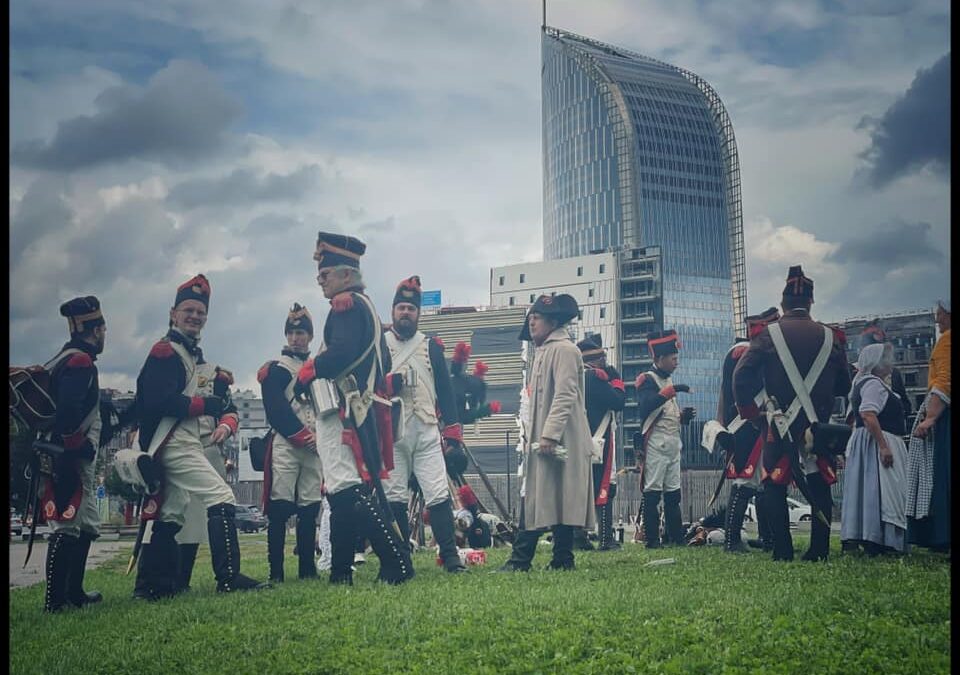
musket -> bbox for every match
[765,397,830,528]
[460,442,515,528]
[22,455,41,568]
[125,495,148,575]
[24,441,68,567]
[706,432,736,510]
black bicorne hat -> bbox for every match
[60,296,105,335]
[518,294,580,341]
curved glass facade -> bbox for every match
[542,28,746,465]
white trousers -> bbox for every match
[314,413,362,495]
[49,457,100,538]
[382,415,450,507]
[643,432,682,493]
[157,420,235,528]
[176,443,228,545]
[269,435,324,506]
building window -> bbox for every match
[242,402,249,408]
[904,372,918,387]
[913,348,927,361]
[599,263,606,274]
[509,296,515,306]
[578,310,583,320]
[498,275,505,286]
[242,413,249,420]
[577,266,583,276]
[529,294,535,302]
[588,288,594,298]
[519,273,526,283]
[600,306,606,319]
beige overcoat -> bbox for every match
[522,328,596,531]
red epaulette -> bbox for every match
[431,336,445,350]
[149,341,175,358]
[215,367,235,385]
[831,326,847,346]
[257,361,277,383]
[65,352,93,368]
[330,292,354,312]
[731,344,749,361]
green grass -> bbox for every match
[9,535,950,674]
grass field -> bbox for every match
[9,534,951,674]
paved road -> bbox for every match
[9,538,133,589]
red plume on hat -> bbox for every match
[175,273,211,308]
[453,342,471,364]
[451,341,471,376]
[473,361,489,379]
[488,401,501,414]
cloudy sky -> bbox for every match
[10,0,951,392]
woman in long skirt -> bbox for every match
[840,343,908,555]
[906,299,951,552]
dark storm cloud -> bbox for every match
[10,60,241,171]
[827,220,943,266]
[856,52,950,188]
[9,175,72,261]
[166,164,322,210]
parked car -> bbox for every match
[10,512,23,537]
[235,505,266,533]
[744,496,812,526]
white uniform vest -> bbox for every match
[642,370,681,442]
[275,355,317,430]
[385,331,437,425]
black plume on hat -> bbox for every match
[60,296,105,335]
[518,294,580,341]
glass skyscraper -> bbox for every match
[541,27,746,463]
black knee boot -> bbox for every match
[573,526,595,551]
[429,499,466,573]
[802,473,833,562]
[663,490,684,547]
[752,487,774,551]
[296,503,321,579]
[598,500,621,551]
[765,483,794,561]
[351,487,415,585]
[643,491,662,549]
[326,488,359,585]
[207,503,270,592]
[389,502,412,554]
[44,532,77,612]
[498,529,541,571]
[724,485,756,553]
[133,520,182,601]
[549,525,575,570]
[67,530,103,607]
[175,543,200,593]
[266,500,295,582]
